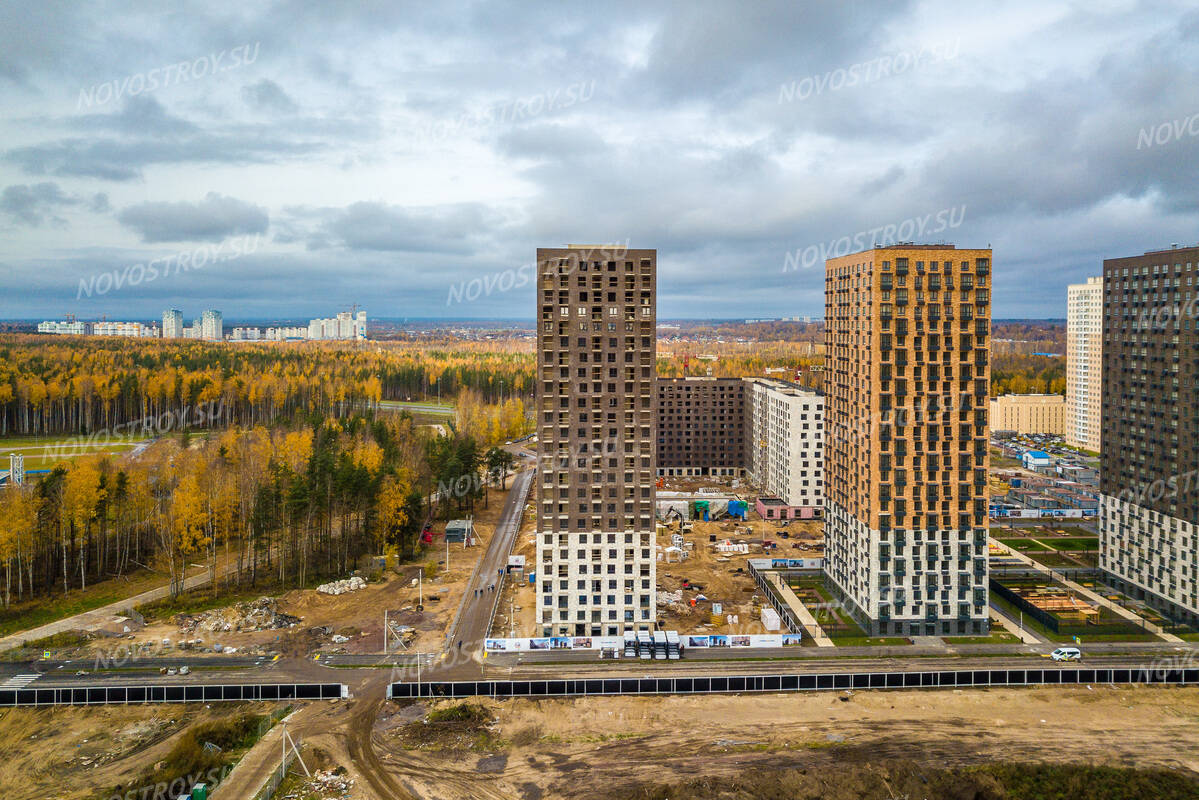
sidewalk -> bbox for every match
[991,540,1183,643]
[766,573,835,647]
[988,603,1044,644]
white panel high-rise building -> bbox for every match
[1065,277,1102,452]
[163,309,184,339]
[200,310,223,341]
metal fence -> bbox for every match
[0,682,346,707]
[254,735,302,800]
[389,667,1199,699]
[746,562,803,634]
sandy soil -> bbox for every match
[492,486,826,639]
[374,685,1199,800]
[0,704,249,800]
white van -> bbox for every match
[1050,646,1082,662]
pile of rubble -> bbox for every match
[175,596,301,635]
[284,769,355,798]
[655,589,684,609]
[317,576,367,595]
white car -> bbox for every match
[1050,646,1082,662]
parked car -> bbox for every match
[1050,646,1082,662]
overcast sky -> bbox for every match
[2,0,1197,321]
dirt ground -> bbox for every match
[0,704,252,800]
[70,484,518,663]
[492,489,825,638]
[370,685,1199,800]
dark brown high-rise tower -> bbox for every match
[1100,245,1199,626]
[535,246,657,637]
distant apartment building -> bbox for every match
[745,378,824,518]
[656,377,745,477]
[308,311,367,341]
[162,309,184,339]
[824,245,992,636]
[200,310,223,341]
[230,327,262,341]
[535,246,657,637]
[1099,245,1199,626]
[37,320,89,335]
[1066,276,1103,452]
[93,321,159,337]
[265,326,309,340]
[989,393,1065,435]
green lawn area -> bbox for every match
[2,434,148,470]
[1044,537,1098,551]
[1034,552,1087,568]
[830,636,911,647]
[0,566,170,640]
[995,537,1038,551]
[944,632,1020,644]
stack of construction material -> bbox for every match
[317,576,367,595]
[761,607,781,631]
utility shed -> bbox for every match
[445,519,474,543]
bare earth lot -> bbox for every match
[0,704,243,800]
[368,685,1199,799]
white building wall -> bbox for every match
[1066,277,1102,452]
[746,379,824,510]
[1101,493,1198,619]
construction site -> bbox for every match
[491,474,824,642]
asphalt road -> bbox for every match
[448,467,533,654]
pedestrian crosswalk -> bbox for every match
[0,674,40,688]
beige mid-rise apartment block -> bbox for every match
[535,246,657,637]
[989,393,1065,434]
[1066,276,1103,452]
[824,245,992,636]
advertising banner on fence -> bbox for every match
[677,633,795,650]
[990,508,1093,519]
[484,636,623,652]
[485,634,799,652]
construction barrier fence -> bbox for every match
[389,667,1199,699]
[0,682,347,707]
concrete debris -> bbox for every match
[655,589,684,608]
[175,596,301,635]
[317,576,367,595]
[284,768,355,798]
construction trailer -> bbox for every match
[445,519,474,544]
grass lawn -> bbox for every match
[944,633,1020,644]
[830,636,911,647]
[995,537,1038,551]
[0,566,171,640]
[1045,537,1098,551]
[1034,552,1086,568]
